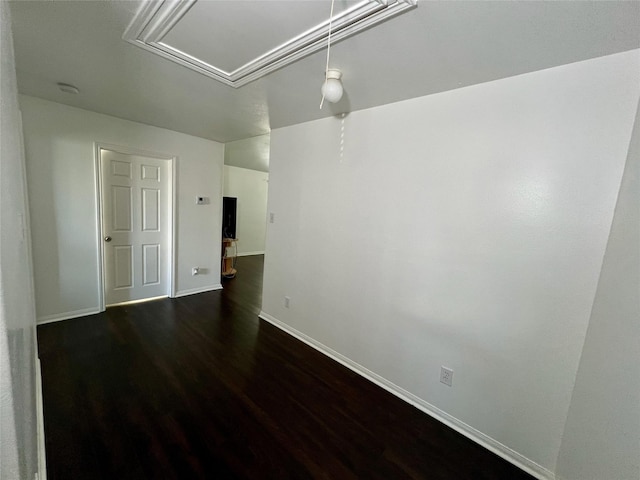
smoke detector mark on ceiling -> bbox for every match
[123,0,417,88]
[57,82,80,94]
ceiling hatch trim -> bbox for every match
[123,0,418,88]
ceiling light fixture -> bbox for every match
[320,0,343,108]
[321,69,343,104]
[57,82,80,94]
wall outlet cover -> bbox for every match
[440,366,453,387]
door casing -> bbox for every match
[95,142,177,311]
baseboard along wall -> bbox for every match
[174,284,223,298]
[36,285,223,323]
[37,307,101,325]
[35,356,47,480]
[258,311,555,480]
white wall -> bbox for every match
[262,50,640,477]
[20,95,225,322]
[223,165,268,255]
[556,99,640,480]
[224,134,270,173]
[0,2,39,478]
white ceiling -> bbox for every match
[124,0,413,88]
[160,0,362,73]
[9,0,640,147]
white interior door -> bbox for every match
[100,149,171,306]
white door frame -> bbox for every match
[94,142,177,311]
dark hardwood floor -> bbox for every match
[38,255,534,479]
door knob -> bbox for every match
[104,236,112,242]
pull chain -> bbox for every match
[320,0,336,109]
[340,113,345,161]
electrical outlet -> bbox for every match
[440,366,453,387]
[192,267,200,276]
[284,296,290,308]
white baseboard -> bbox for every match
[37,307,100,325]
[174,284,222,298]
[35,357,47,480]
[258,311,555,480]
[236,251,265,257]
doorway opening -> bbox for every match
[222,133,270,282]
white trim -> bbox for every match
[258,311,556,480]
[236,251,265,257]
[94,143,177,309]
[35,357,47,480]
[174,284,223,298]
[123,0,417,88]
[94,144,106,312]
[37,307,101,325]
[170,158,178,298]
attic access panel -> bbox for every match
[123,0,417,88]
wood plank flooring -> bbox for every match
[37,255,535,479]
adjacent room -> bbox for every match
[1,1,638,479]
[222,133,270,277]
